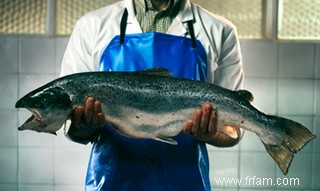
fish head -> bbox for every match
[15,85,72,135]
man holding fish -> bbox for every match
[60,0,244,190]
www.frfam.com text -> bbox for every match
[214,176,300,186]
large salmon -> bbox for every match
[15,68,316,175]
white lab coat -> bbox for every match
[60,0,244,90]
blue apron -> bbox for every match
[85,9,211,191]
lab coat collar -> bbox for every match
[124,0,142,33]
[124,0,194,36]
[168,0,193,35]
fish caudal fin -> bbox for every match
[263,116,316,175]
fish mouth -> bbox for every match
[18,115,39,130]
[29,108,43,120]
[18,108,47,131]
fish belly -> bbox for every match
[104,107,196,139]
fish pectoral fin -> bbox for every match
[153,137,178,145]
[63,119,72,136]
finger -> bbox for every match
[191,109,202,136]
[208,109,218,135]
[85,97,95,123]
[92,100,102,125]
[183,120,193,136]
[74,106,84,126]
[97,112,107,128]
[200,104,213,134]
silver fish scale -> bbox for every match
[48,73,279,145]
[58,71,282,139]
[16,70,316,175]
[63,72,200,109]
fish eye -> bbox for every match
[34,102,42,108]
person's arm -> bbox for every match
[182,103,241,147]
[183,23,244,147]
[60,17,96,76]
[64,97,107,144]
[61,17,103,144]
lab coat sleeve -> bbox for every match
[60,17,99,144]
[60,17,95,76]
[213,25,244,91]
[213,23,245,140]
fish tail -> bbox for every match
[262,116,316,175]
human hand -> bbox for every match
[66,97,107,144]
[74,96,107,128]
[183,103,217,140]
[182,103,240,147]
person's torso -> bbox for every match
[75,0,239,84]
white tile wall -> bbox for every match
[20,38,56,74]
[0,110,18,146]
[0,184,17,191]
[315,117,320,154]
[278,79,314,115]
[18,184,54,191]
[316,45,320,79]
[313,153,320,189]
[240,131,265,152]
[18,148,54,184]
[0,37,319,191]
[278,43,315,79]
[54,148,91,184]
[243,78,277,115]
[55,185,85,191]
[239,152,276,190]
[316,80,320,115]
[0,148,17,183]
[0,74,18,109]
[0,37,18,73]
[210,151,239,189]
[55,38,69,74]
[241,41,278,78]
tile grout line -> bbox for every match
[16,36,21,191]
[311,43,317,190]
[274,41,280,190]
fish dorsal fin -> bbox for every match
[138,67,172,77]
[238,90,254,102]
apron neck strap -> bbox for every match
[119,8,196,49]
[120,8,128,44]
[187,20,196,49]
